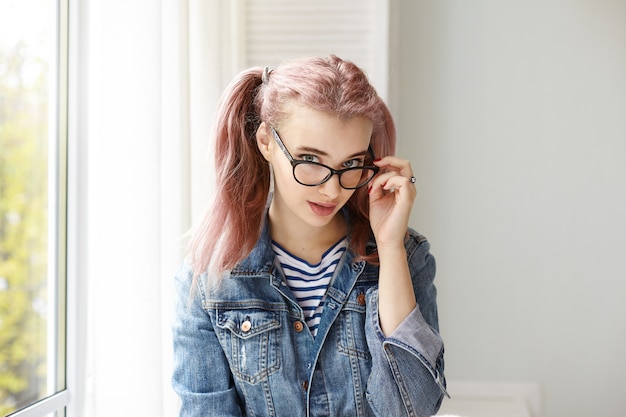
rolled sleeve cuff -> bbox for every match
[368,289,449,397]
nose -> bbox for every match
[318,173,343,198]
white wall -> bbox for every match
[395,1,626,416]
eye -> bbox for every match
[342,158,364,168]
[299,154,320,163]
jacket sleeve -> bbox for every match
[171,263,243,417]
[364,232,448,417]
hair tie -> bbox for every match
[262,66,273,84]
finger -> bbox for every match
[368,173,416,201]
[382,176,417,198]
[374,156,414,178]
[367,171,396,197]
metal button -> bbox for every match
[302,380,309,390]
[241,320,252,332]
[357,293,366,306]
[294,321,304,332]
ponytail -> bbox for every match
[189,67,269,280]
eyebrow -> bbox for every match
[295,145,369,159]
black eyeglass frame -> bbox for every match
[269,125,380,190]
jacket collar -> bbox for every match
[230,210,368,279]
[230,216,276,276]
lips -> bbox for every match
[308,201,337,216]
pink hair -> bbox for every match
[189,55,396,279]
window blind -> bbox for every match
[242,0,388,96]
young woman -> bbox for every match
[172,55,447,416]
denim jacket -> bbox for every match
[172,222,447,417]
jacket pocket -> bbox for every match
[215,309,282,384]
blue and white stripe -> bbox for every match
[272,238,348,337]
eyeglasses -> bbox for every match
[269,125,380,190]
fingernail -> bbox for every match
[374,158,382,162]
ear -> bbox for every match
[256,122,272,161]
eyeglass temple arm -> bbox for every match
[269,126,294,162]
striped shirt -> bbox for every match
[272,238,348,337]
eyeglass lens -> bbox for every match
[294,163,376,189]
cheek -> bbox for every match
[341,189,357,205]
[269,149,294,181]
[271,162,300,194]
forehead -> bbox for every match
[277,104,373,151]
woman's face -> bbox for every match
[258,104,373,233]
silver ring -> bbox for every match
[409,176,416,183]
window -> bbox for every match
[0,0,69,415]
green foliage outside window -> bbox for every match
[0,42,49,416]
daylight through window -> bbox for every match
[0,0,68,415]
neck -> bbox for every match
[268,208,347,264]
